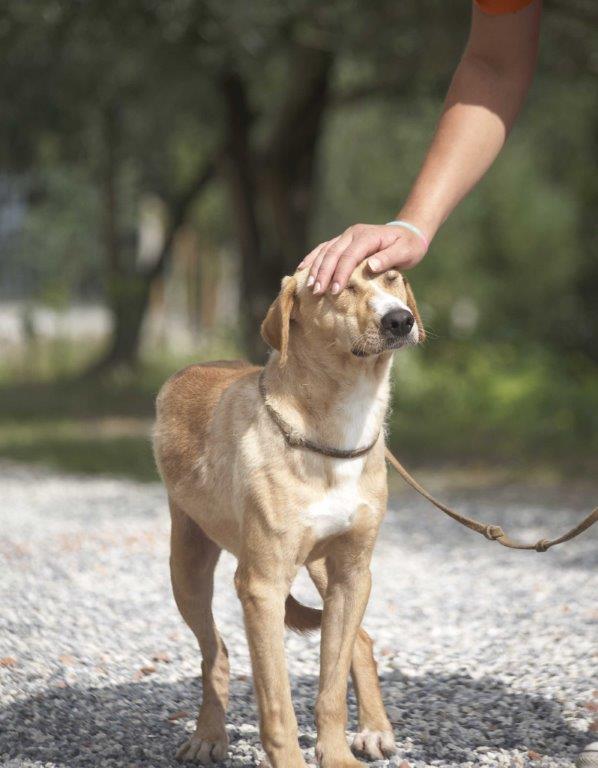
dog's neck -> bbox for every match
[262,342,393,453]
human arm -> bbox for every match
[301,0,542,294]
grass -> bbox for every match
[0,338,596,482]
[0,421,156,481]
[0,338,239,482]
[390,342,598,476]
[0,376,158,481]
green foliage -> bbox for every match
[0,340,595,482]
[390,343,598,471]
[0,423,156,481]
[0,0,596,474]
[2,167,102,306]
[316,74,597,360]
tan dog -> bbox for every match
[153,262,424,768]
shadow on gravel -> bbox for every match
[377,670,586,764]
[0,671,585,767]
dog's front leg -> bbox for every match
[235,556,306,768]
[315,546,372,768]
[307,559,395,760]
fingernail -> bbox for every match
[331,282,340,295]
[313,281,321,294]
[307,275,315,287]
[297,261,305,269]
[369,257,381,271]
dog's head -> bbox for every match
[261,263,425,364]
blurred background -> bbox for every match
[0,0,596,482]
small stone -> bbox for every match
[167,710,190,721]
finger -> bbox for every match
[299,240,329,271]
[308,237,340,286]
[367,239,420,272]
[307,245,329,288]
[312,232,354,293]
[329,236,387,292]
[306,244,328,286]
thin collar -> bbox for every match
[258,369,380,460]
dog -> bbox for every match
[153,262,425,768]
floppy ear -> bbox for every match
[404,278,426,342]
[260,276,297,365]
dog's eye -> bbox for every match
[346,282,358,293]
[385,271,399,284]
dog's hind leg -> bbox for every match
[306,559,396,761]
[169,499,230,763]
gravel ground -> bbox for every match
[0,461,596,768]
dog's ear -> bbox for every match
[261,276,297,365]
[404,277,425,342]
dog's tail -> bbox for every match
[284,594,322,634]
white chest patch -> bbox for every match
[302,368,390,541]
[304,458,369,540]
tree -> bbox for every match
[1,0,465,366]
[210,0,464,355]
[2,0,595,369]
[0,0,223,370]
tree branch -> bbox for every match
[265,43,333,164]
[143,149,222,283]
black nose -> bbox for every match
[381,308,414,337]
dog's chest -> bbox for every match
[301,376,387,541]
[304,459,368,540]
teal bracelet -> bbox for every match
[386,220,429,251]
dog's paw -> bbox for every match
[176,733,229,763]
[321,759,365,768]
[351,729,396,760]
[316,742,366,768]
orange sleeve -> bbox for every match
[475,0,534,14]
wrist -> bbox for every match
[394,205,442,245]
[385,220,429,253]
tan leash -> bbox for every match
[385,448,598,552]
[258,373,597,551]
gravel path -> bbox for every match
[0,461,596,768]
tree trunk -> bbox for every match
[263,44,333,270]
[222,45,333,362]
[86,273,153,375]
[574,105,598,361]
[86,104,150,375]
[221,71,270,361]
[84,151,219,377]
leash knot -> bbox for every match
[484,524,504,542]
[535,539,550,553]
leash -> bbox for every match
[258,371,597,552]
[385,448,598,552]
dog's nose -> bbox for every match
[381,308,414,337]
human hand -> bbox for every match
[298,222,428,294]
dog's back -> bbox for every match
[153,360,259,493]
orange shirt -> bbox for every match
[475,0,535,14]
